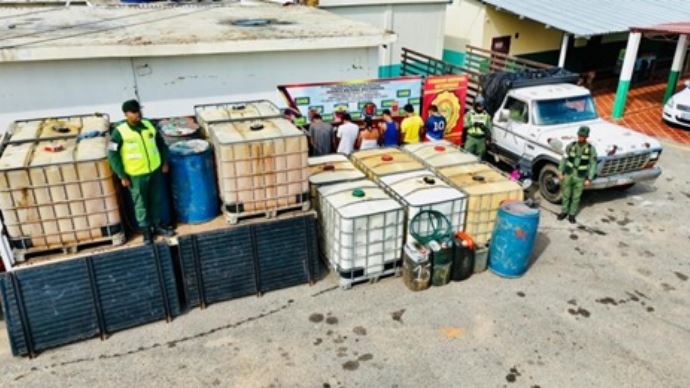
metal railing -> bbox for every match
[400,46,552,105]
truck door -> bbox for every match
[492,96,529,163]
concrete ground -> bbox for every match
[594,80,690,146]
[1,142,689,388]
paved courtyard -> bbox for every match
[0,141,689,388]
[595,81,690,145]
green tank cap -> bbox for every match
[352,188,365,197]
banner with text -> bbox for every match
[278,77,423,121]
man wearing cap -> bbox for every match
[557,126,598,224]
[463,98,491,157]
[108,100,174,244]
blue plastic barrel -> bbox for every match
[488,201,540,278]
[168,139,219,224]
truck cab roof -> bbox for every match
[509,83,590,102]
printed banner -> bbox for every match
[422,75,468,145]
[278,77,423,121]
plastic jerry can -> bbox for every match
[474,247,489,273]
[451,231,475,281]
[402,240,431,291]
[430,240,452,286]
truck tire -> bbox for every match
[538,164,562,204]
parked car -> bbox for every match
[488,83,663,203]
[663,81,690,128]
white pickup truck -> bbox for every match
[488,83,663,203]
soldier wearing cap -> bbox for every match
[557,125,598,224]
[463,98,492,157]
[107,99,174,244]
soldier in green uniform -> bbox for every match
[557,126,598,224]
[463,99,492,157]
[108,100,174,244]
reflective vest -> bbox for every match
[116,120,161,177]
[466,112,491,137]
[564,142,594,178]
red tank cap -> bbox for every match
[434,145,446,152]
[381,154,393,161]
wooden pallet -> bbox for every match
[12,232,126,263]
[222,201,311,225]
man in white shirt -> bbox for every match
[335,113,359,155]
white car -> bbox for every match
[663,81,690,128]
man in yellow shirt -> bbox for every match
[401,104,424,144]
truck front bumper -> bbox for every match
[587,167,662,190]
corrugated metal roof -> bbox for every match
[480,0,690,37]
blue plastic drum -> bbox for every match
[168,139,219,224]
[488,201,540,278]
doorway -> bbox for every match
[491,35,512,54]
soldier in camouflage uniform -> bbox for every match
[557,126,598,224]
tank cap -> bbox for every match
[250,121,264,131]
[52,126,70,133]
[472,175,486,182]
[322,164,335,171]
[423,176,436,185]
[231,104,246,110]
[44,144,64,152]
[381,154,393,162]
[434,145,446,152]
[352,188,365,198]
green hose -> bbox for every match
[409,210,453,245]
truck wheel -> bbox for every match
[538,164,562,204]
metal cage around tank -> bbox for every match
[0,134,123,257]
[205,116,310,224]
[318,179,405,288]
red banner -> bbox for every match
[421,75,468,145]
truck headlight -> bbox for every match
[666,97,675,108]
[649,151,660,160]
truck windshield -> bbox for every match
[534,95,598,125]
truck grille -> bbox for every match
[677,104,690,112]
[599,153,650,177]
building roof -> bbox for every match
[632,22,690,35]
[318,0,448,7]
[479,0,690,37]
[0,2,395,62]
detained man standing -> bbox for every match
[425,104,447,142]
[308,113,334,156]
[335,113,359,155]
[108,100,174,244]
[400,104,424,145]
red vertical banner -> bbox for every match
[421,75,468,145]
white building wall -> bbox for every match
[0,47,378,130]
[325,3,446,73]
[444,0,486,53]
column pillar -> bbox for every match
[663,34,688,103]
[612,32,642,119]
